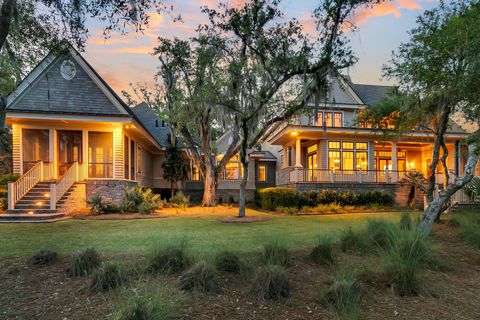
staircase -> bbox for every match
[0,182,76,223]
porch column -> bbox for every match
[454,141,460,176]
[391,142,397,182]
[295,138,302,168]
[82,130,88,180]
[49,129,57,179]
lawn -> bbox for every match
[0,209,405,257]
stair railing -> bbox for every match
[7,161,43,210]
[50,161,79,210]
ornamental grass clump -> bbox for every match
[399,212,413,230]
[70,247,101,277]
[214,251,241,273]
[250,264,290,301]
[90,263,125,293]
[310,235,335,265]
[340,227,369,255]
[321,268,363,320]
[262,241,290,267]
[149,242,192,275]
[366,219,398,249]
[30,249,58,266]
[180,261,220,294]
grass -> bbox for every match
[451,209,480,250]
[0,209,408,257]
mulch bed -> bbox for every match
[217,216,269,223]
[1,224,479,320]
[72,213,166,220]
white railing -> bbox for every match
[50,162,79,210]
[42,162,55,181]
[7,161,43,210]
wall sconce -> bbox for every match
[290,131,298,137]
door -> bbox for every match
[307,153,317,181]
[57,131,82,177]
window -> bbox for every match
[307,144,318,154]
[224,154,241,180]
[191,164,200,181]
[316,112,323,126]
[258,164,267,182]
[124,136,129,179]
[137,145,142,174]
[328,140,369,171]
[324,112,333,127]
[334,112,343,127]
[22,129,49,172]
[88,132,113,178]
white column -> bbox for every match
[391,142,397,182]
[295,138,302,168]
[82,130,88,179]
[50,129,57,179]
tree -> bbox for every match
[363,0,480,232]
[399,171,427,209]
[161,135,189,197]
[200,0,377,217]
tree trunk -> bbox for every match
[238,159,249,218]
[408,185,415,209]
[435,141,450,222]
[420,142,479,234]
[0,0,15,53]
[202,164,217,207]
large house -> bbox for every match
[2,47,478,221]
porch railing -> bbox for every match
[7,161,43,210]
[277,167,444,185]
[50,161,79,210]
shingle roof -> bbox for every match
[349,84,394,106]
[130,103,170,147]
[249,150,277,160]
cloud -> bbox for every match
[351,0,426,25]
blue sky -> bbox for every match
[82,0,438,95]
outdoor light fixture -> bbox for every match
[36,202,43,206]
[290,131,298,136]
[44,193,50,198]
[27,211,34,215]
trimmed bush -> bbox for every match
[310,235,335,265]
[263,242,290,267]
[366,219,398,249]
[170,191,190,208]
[340,228,369,254]
[90,263,124,293]
[400,212,412,230]
[149,244,191,275]
[214,251,241,273]
[30,249,58,266]
[250,264,290,301]
[383,229,433,296]
[256,187,297,210]
[70,248,101,277]
[180,261,219,294]
[321,268,363,320]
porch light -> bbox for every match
[125,125,130,129]
[44,193,50,198]
[408,161,416,169]
[290,131,298,137]
[36,202,43,206]
[27,211,34,215]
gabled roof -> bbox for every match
[349,83,394,106]
[130,103,170,147]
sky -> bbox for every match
[83,0,439,96]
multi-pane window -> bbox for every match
[222,154,242,180]
[328,141,369,171]
[22,129,49,172]
[258,164,267,182]
[191,164,200,181]
[137,146,142,174]
[316,111,343,127]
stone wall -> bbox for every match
[86,179,137,205]
[58,182,87,215]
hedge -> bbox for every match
[256,188,393,210]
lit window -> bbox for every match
[329,151,341,170]
[334,112,343,127]
[342,151,354,171]
[324,112,333,127]
[316,112,323,126]
[356,152,368,170]
[225,154,241,180]
[342,142,354,150]
[397,151,406,158]
[328,141,341,149]
[307,144,318,154]
[258,165,267,182]
[192,164,200,181]
[137,146,142,174]
[356,142,368,150]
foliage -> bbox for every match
[0,173,19,186]
[454,212,480,249]
[382,229,434,296]
[90,263,125,293]
[29,249,58,266]
[340,228,369,255]
[169,191,190,208]
[0,197,6,210]
[399,171,427,208]
[123,186,161,214]
[275,206,298,215]
[250,264,290,301]
[321,268,363,320]
[214,251,241,273]
[180,261,219,294]
[463,177,480,202]
[366,219,398,249]
[310,235,335,265]
[70,248,101,277]
[256,188,297,211]
[149,242,192,275]
[262,242,290,267]
[87,195,106,214]
[400,212,413,230]
[161,138,189,196]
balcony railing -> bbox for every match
[277,167,445,185]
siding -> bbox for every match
[12,125,21,174]
[113,127,124,179]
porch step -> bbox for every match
[6,209,58,214]
[0,212,68,223]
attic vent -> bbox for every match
[155,120,159,127]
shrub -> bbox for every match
[0,174,20,186]
[321,268,363,320]
[214,251,241,273]
[117,288,180,320]
[340,228,368,254]
[366,219,398,249]
[310,235,335,265]
[383,229,433,296]
[400,212,412,230]
[70,248,101,277]
[170,191,190,208]
[180,261,219,294]
[275,206,297,215]
[124,186,160,214]
[296,190,319,207]
[87,195,105,214]
[149,244,191,275]
[250,264,290,301]
[262,242,290,267]
[30,249,58,266]
[90,263,124,293]
[0,197,7,210]
[256,187,297,210]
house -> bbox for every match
[3,46,478,221]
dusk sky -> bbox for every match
[83,0,439,96]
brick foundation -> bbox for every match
[86,180,138,205]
